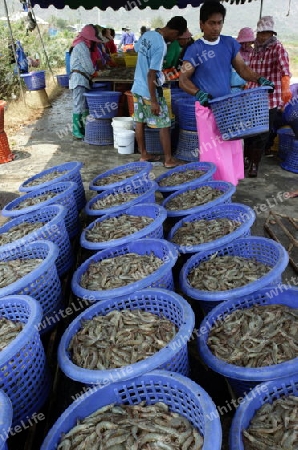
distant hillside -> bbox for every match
[1,0,298,40]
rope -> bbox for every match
[3,0,26,104]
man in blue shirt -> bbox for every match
[132,16,187,168]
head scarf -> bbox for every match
[72,25,100,48]
[254,35,277,52]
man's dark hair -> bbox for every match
[110,28,115,38]
[166,16,187,35]
[200,1,226,23]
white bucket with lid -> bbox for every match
[112,117,134,149]
[117,130,135,154]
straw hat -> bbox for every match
[236,27,255,43]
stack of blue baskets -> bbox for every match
[277,127,295,161]
[20,70,46,91]
[172,91,199,162]
[84,91,122,145]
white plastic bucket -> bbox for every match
[117,130,135,154]
[112,117,134,149]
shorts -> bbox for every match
[132,93,171,129]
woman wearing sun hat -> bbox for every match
[244,16,292,177]
[230,27,255,93]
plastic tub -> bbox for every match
[180,237,289,314]
[209,86,270,140]
[156,162,216,198]
[84,117,113,146]
[0,295,51,427]
[40,370,222,450]
[58,289,195,384]
[117,129,135,154]
[85,180,158,218]
[56,74,69,88]
[0,205,73,277]
[72,238,178,302]
[20,71,46,91]
[112,116,134,149]
[2,181,80,239]
[198,286,298,399]
[229,374,298,450]
[162,180,236,220]
[0,240,62,334]
[84,91,121,118]
[80,203,167,251]
[168,203,256,255]
[89,161,152,192]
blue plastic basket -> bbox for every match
[41,370,222,450]
[168,203,256,255]
[91,82,109,91]
[2,181,80,239]
[230,374,298,450]
[281,137,298,173]
[0,295,51,427]
[277,127,295,160]
[85,180,158,217]
[84,117,113,145]
[144,122,176,155]
[283,100,298,137]
[18,161,86,211]
[171,93,194,121]
[156,162,216,198]
[0,241,63,334]
[178,98,197,131]
[84,91,121,118]
[0,389,12,450]
[81,203,167,251]
[198,286,298,399]
[179,237,289,314]
[89,161,152,192]
[0,205,73,277]
[209,87,270,140]
[175,128,200,162]
[162,180,236,220]
[72,238,178,302]
[20,71,46,91]
[56,74,69,88]
[58,288,195,384]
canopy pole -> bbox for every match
[259,0,263,18]
[28,0,56,83]
[3,0,26,104]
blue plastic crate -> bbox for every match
[277,127,295,161]
[72,238,178,302]
[0,205,73,277]
[162,180,236,221]
[230,373,298,450]
[85,180,158,218]
[198,286,298,400]
[20,71,46,91]
[56,74,69,88]
[84,91,121,118]
[58,288,195,384]
[168,203,256,255]
[2,181,80,239]
[0,241,63,334]
[84,117,113,146]
[156,162,216,198]
[179,237,289,314]
[281,137,298,173]
[175,128,199,162]
[18,161,86,211]
[81,203,167,251]
[40,370,222,450]
[0,389,12,450]
[0,295,51,427]
[178,98,197,131]
[209,87,270,140]
[89,161,152,192]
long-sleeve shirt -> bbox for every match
[69,42,95,90]
[120,32,135,46]
[247,39,291,109]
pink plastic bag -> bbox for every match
[195,102,244,185]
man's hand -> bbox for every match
[195,90,210,106]
[258,77,275,91]
[151,100,160,116]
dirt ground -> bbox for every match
[1,83,298,450]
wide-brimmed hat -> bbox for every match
[178,28,192,39]
[80,25,101,43]
[256,16,277,34]
[236,27,255,43]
